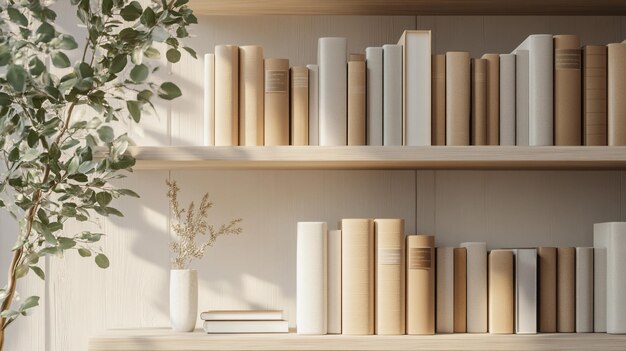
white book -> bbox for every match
[595,222,626,334]
[513,248,537,334]
[512,34,554,146]
[594,232,608,332]
[214,45,239,146]
[576,247,594,333]
[460,242,487,333]
[307,64,319,146]
[318,37,347,146]
[296,222,327,334]
[203,320,289,333]
[514,50,529,145]
[203,54,215,146]
[201,310,283,321]
[366,47,383,146]
[499,54,516,146]
[383,44,403,146]
[436,247,454,333]
[328,229,341,334]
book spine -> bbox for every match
[482,54,500,145]
[366,48,383,146]
[554,35,582,146]
[401,30,432,146]
[296,222,328,334]
[529,35,554,146]
[239,46,264,146]
[432,54,446,145]
[328,229,342,334]
[374,219,405,335]
[406,235,435,335]
[435,247,454,333]
[471,58,487,145]
[538,247,557,332]
[290,66,309,146]
[514,249,537,334]
[264,58,290,145]
[453,247,467,333]
[307,64,319,145]
[583,45,607,146]
[594,225,608,333]
[348,57,366,145]
[318,37,347,146]
[558,247,576,333]
[608,43,626,146]
[460,242,487,333]
[383,44,403,146]
[488,250,514,334]
[576,247,594,333]
[515,50,530,145]
[606,222,626,333]
[499,54,516,146]
[203,53,215,146]
[446,52,470,145]
[215,45,239,146]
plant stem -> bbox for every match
[0,328,4,350]
[0,247,23,351]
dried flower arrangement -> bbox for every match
[166,179,242,269]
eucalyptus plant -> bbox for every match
[0,0,196,348]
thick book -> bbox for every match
[471,58,487,145]
[514,49,530,145]
[436,247,454,334]
[558,247,576,333]
[554,35,582,146]
[594,222,626,334]
[290,66,309,146]
[397,30,432,146]
[538,247,557,333]
[488,250,514,334]
[215,45,239,146]
[203,53,215,146]
[513,249,537,334]
[328,229,341,334]
[576,247,594,333]
[203,320,289,334]
[406,235,435,335]
[366,47,383,146]
[460,242,487,333]
[264,58,290,145]
[239,45,264,146]
[296,222,327,334]
[582,45,607,146]
[432,54,446,145]
[446,52,470,145]
[594,230,608,333]
[201,310,283,321]
[482,54,500,145]
[383,44,403,146]
[318,37,347,146]
[608,43,626,145]
[499,54,516,145]
[374,219,405,335]
[307,64,319,146]
[453,247,467,333]
[348,55,366,145]
[341,219,374,335]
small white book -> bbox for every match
[514,49,529,145]
[383,44,403,146]
[201,310,284,321]
[499,54,516,145]
[203,53,215,146]
[366,47,383,146]
[318,37,348,146]
[594,222,626,334]
[307,64,319,145]
[203,320,289,334]
[296,222,327,335]
[513,248,537,334]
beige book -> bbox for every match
[406,235,435,335]
[436,247,454,333]
[482,54,500,145]
[374,219,405,335]
[538,247,557,333]
[446,52,470,145]
[348,58,366,145]
[239,46,264,146]
[558,247,576,333]
[471,58,487,145]
[290,66,309,146]
[554,35,582,145]
[341,219,374,335]
[583,45,607,146]
[432,54,446,145]
[488,250,514,334]
[608,43,626,145]
[454,248,467,333]
[264,58,290,145]
[215,45,239,146]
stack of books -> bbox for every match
[201,310,289,334]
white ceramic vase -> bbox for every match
[170,269,198,332]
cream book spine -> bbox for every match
[454,247,467,333]
[554,35,582,146]
[576,247,594,333]
[239,45,264,146]
[594,222,626,334]
[291,66,309,146]
[366,47,383,146]
[215,45,239,146]
[436,247,454,334]
[328,229,341,334]
[348,55,366,145]
[558,247,576,333]
[513,248,537,334]
[406,235,435,335]
[488,250,514,334]
[471,58,487,145]
[318,37,347,146]
[481,54,500,145]
[307,64,319,145]
[460,242,487,333]
[582,45,607,146]
[538,247,557,333]
[264,58,290,145]
[514,49,529,145]
[203,53,215,146]
[446,52,470,145]
[296,222,327,335]
[432,54,446,145]
[593,228,608,333]
[499,54,516,145]
[383,44,403,146]
[374,219,405,335]
[608,43,626,145]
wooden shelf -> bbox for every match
[188,0,626,16]
[108,146,626,171]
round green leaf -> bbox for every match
[97,126,114,143]
[7,65,27,91]
[58,35,79,50]
[120,1,143,21]
[95,254,110,269]
[130,64,149,82]
[78,248,92,257]
[166,49,181,63]
[143,47,160,59]
[96,192,113,207]
[158,82,182,100]
[52,51,71,68]
[110,54,128,74]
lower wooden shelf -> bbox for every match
[88,328,626,351]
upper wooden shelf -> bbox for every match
[188,0,626,16]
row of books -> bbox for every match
[296,220,626,335]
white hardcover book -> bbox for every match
[499,54,516,146]
[513,249,537,334]
[595,222,626,334]
[383,44,403,146]
[366,47,383,146]
[296,222,328,334]
[460,242,487,333]
[307,64,319,145]
[214,45,239,146]
[576,247,594,333]
[203,54,215,146]
[201,310,283,321]
[436,247,454,333]
[594,230,608,333]
[514,50,529,145]
[318,38,347,146]
[328,229,341,334]
[203,320,289,334]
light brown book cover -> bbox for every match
[215,45,239,146]
[374,219,405,335]
[341,219,374,335]
[264,58,290,145]
[239,46,264,146]
[454,247,467,333]
[482,54,500,145]
[406,235,435,335]
[471,58,487,145]
[558,247,576,333]
[554,35,582,145]
[446,52,470,145]
[290,66,308,146]
[538,247,557,333]
[583,45,607,146]
[348,60,366,145]
[488,250,514,334]
[432,54,446,145]
[608,43,626,145]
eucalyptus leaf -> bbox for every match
[126,100,142,122]
[51,51,71,68]
[78,248,92,257]
[30,266,45,280]
[7,8,28,26]
[7,65,27,91]
[15,265,29,279]
[110,55,128,74]
[120,1,143,21]
[19,296,40,312]
[130,64,149,82]
[166,49,181,63]
[95,253,110,269]
[158,82,182,100]
[97,126,114,143]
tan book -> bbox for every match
[608,43,626,145]
[290,66,308,146]
[538,247,557,333]
[558,247,576,333]
[406,235,435,335]
[554,35,582,145]
[432,54,446,145]
[264,58,290,145]
[215,45,239,146]
[482,54,500,145]
[348,58,366,145]
[488,250,514,334]
[471,58,487,145]
[341,219,374,335]
[239,46,264,146]
[454,247,467,333]
[583,45,607,146]
[446,52,470,145]
[374,219,405,335]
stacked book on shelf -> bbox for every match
[201,310,289,333]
